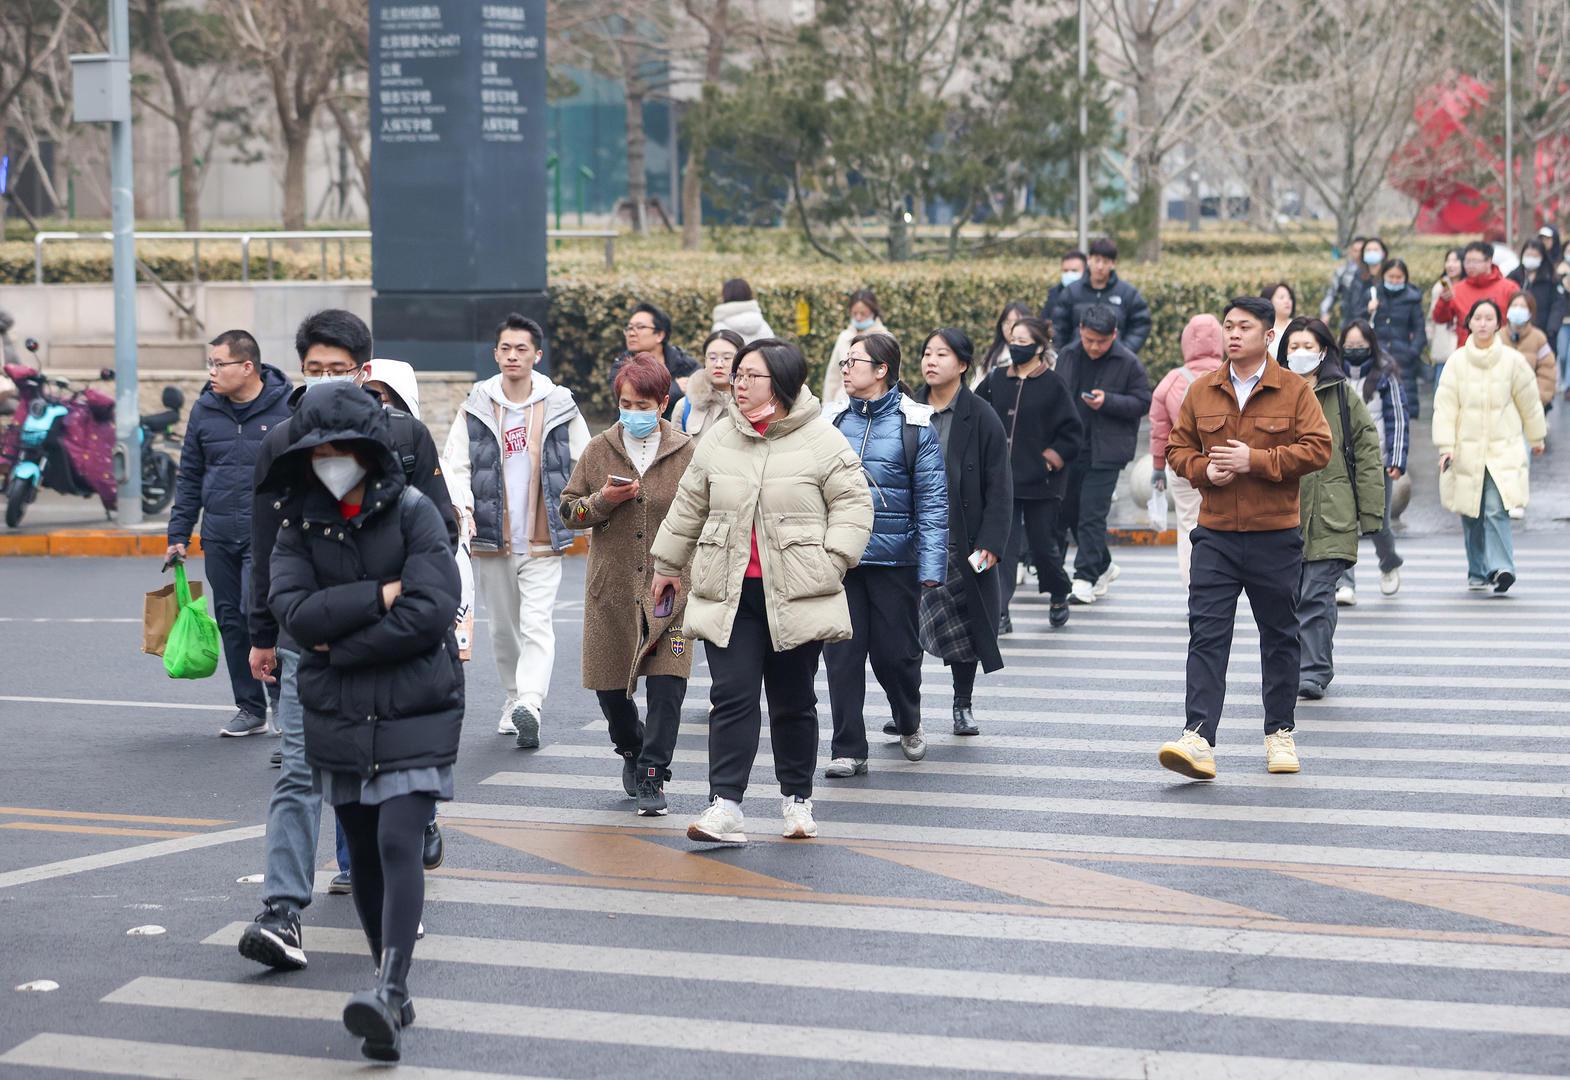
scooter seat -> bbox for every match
[140,409,180,431]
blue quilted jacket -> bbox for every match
[829,387,948,581]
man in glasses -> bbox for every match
[613,302,697,419]
[167,329,292,737]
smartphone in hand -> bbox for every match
[1080,391,1097,402]
[654,585,675,618]
[608,474,636,487]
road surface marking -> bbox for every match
[0,825,265,890]
[0,822,196,839]
[0,806,232,826]
[0,695,232,712]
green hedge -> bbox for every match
[545,251,1448,412]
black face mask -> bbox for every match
[1343,347,1372,368]
[1007,343,1038,366]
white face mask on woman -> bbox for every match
[312,455,367,500]
[1285,350,1323,375]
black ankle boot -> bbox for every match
[952,703,980,736]
[344,946,414,1061]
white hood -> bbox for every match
[712,300,775,342]
[481,369,555,411]
[360,358,422,420]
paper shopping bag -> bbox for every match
[143,573,204,656]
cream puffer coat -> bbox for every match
[1433,336,1547,517]
[651,390,873,651]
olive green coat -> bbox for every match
[1299,372,1386,564]
[650,390,873,651]
[560,419,696,695]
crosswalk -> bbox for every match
[4,538,1569,1078]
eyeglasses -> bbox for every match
[624,323,657,335]
[205,358,247,371]
[838,357,878,371]
[302,365,358,377]
[732,371,772,386]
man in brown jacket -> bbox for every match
[1162,296,1333,779]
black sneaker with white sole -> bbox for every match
[636,773,668,816]
[512,702,541,749]
[237,903,307,971]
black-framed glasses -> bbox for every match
[732,371,772,386]
[838,357,878,371]
[624,323,657,335]
[302,365,358,377]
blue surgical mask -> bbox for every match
[619,408,659,438]
[851,316,877,332]
[1507,307,1531,327]
[1384,279,1404,293]
[1061,270,1083,288]
[303,373,355,388]
[1363,249,1384,266]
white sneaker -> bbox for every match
[497,698,518,735]
[823,757,867,778]
[1335,586,1357,607]
[782,796,818,839]
[901,728,928,762]
[687,798,747,844]
[1379,568,1400,596]
[1093,562,1120,598]
[1508,506,1525,521]
[1069,579,1097,605]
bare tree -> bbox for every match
[1095,0,1273,262]
[215,0,363,229]
[0,0,76,126]
[1473,0,1570,232]
[676,0,730,250]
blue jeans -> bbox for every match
[1462,471,1514,582]
[261,649,324,910]
[203,542,274,718]
[1557,325,1570,390]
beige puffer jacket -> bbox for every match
[1433,337,1547,517]
[651,390,873,651]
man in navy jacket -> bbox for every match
[166,330,291,737]
[1049,237,1153,354]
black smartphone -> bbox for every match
[654,585,675,618]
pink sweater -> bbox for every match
[1149,314,1225,469]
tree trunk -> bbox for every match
[176,116,200,229]
[887,204,912,262]
[680,0,729,251]
[1132,29,1161,263]
[282,126,310,231]
[624,83,648,235]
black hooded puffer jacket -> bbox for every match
[265,384,463,778]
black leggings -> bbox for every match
[335,793,434,960]
[951,660,978,707]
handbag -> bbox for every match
[162,562,221,680]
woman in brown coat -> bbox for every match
[560,354,696,816]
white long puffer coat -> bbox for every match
[1433,336,1547,517]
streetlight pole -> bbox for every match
[108,0,140,526]
[1503,0,1514,244]
[1077,0,1088,253]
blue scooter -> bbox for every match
[2,340,118,528]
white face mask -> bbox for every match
[312,455,367,500]
[1060,270,1083,288]
[1522,255,1542,272]
[1285,350,1323,375]
[303,373,356,388]
[1507,307,1532,327]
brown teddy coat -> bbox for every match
[560,418,696,695]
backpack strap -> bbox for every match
[1335,381,1362,528]
[388,409,419,482]
[904,422,919,475]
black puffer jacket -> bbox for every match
[168,364,292,547]
[1048,272,1152,353]
[266,385,463,778]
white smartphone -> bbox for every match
[608,474,636,487]
[968,550,989,574]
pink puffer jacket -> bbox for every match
[1148,314,1225,469]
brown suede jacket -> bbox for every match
[1166,357,1332,532]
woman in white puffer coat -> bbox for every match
[1432,298,1547,594]
[711,278,775,343]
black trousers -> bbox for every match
[1071,464,1122,584]
[203,541,276,718]
[825,564,923,759]
[704,578,822,803]
[335,793,433,960]
[597,674,688,781]
[1185,526,1303,744]
[999,497,1071,613]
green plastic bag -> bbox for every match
[163,562,221,680]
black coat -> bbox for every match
[1048,272,1152,353]
[249,384,458,652]
[613,341,699,419]
[1367,283,1429,369]
[912,383,1012,673]
[1508,265,1561,336]
[1054,338,1153,468]
[266,385,464,778]
[168,364,293,547]
[976,363,1082,500]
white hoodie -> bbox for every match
[711,299,775,343]
[359,358,422,419]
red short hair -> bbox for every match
[614,351,670,403]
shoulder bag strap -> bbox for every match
[1336,381,1362,527]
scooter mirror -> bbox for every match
[100,368,116,382]
[24,338,38,353]
[161,385,185,410]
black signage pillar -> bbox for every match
[369,1,548,374]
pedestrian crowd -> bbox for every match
[157,226,1563,1063]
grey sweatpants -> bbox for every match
[1297,558,1351,691]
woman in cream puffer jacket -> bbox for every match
[1433,299,1546,592]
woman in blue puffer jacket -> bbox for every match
[822,332,948,777]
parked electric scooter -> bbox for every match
[1,340,118,528]
[125,384,185,515]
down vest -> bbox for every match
[824,387,948,582]
[650,391,873,651]
[266,385,464,777]
[168,364,292,547]
[1433,338,1547,517]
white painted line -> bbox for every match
[0,695,232,712]
[483,772,1568,838]
[200,922,1570,1038]
[0,617,141,623]
[100,976,1559,1079]
[994,647,1570,670]
[680,679,1570,715]
[0,1034,539,1080]
[1000,631,1570,653]
[527,744,1570,799]
[926,664,1570,691]
[339,876,1570,976]
[0,825,265,890]
[440,801,1570,877]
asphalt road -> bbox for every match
[1,533,1567,1079]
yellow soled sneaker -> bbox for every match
[1158,730,1216,780]
[1265,729,1300,774]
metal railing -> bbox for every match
[32,227,618,284]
